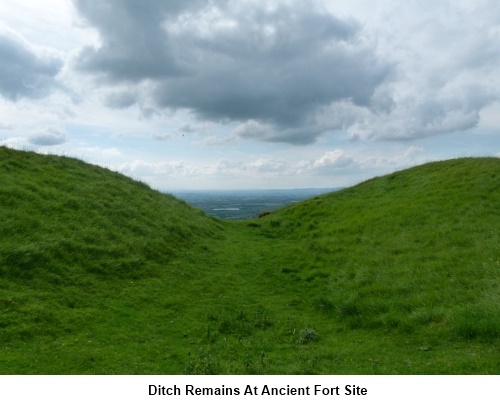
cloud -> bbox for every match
[79,146,122,158]
[178,124,198,133]
[346,76,497,141]
[195,135,237,147]
[250,158,289,173]
[28,127,67,146]
[0,28,63,101]
[70,0,500,145]
[110,144,433,189]
[0,137,28,150]
[234,120,268,140]
[72,0,391,144]
[104,89,137,109]
[296,149,355,174]
[345,0,500,140]
[313,149,354,169]
[359,146,425,169]
[73,0,203,82]
[119,159,201,177]
[153,5,390,136]
[151,133,173,141]
[295,146,426,177]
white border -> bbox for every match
[1,375,498,405]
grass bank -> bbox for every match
[0,146,498,374]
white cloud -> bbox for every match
[111,145,425,189]
[313,150,354,169]
[78,146,122,158]
[250,158,289,173]
[118,160,202,178]
[195,135,237,147]
[234,120,268,140]
[359,146,425,169]
[294,149,355,175]
[0,136,28,149]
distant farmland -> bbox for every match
[171,188,340,219]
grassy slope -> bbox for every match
[0,147,499,374]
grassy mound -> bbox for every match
[256,158,500,340]
[0,147,222,282]
[0,147,498,374]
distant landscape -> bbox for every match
[0,146,498,374]
[171,189,341,219]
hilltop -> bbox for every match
[0,146,498,374]
[0,146,222,281]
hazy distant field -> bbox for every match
[171,189,340,219]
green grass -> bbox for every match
[0,146,499,374]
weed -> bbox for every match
[299,328,319,344]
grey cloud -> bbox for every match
[104,90,137,109]
[73,0,205,82]
[154,5,390,128]
[234,120,325,145]
[179,124,198,133]
[349,78,496,141]
[72,1,499,145]
[0,30,63,101]
[28,127,67,146]
[353,0,500,141]
[152,133,172,141]
[72,0,391,144]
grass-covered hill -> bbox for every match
[0,146,499,374]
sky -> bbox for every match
[0,0,499,190]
